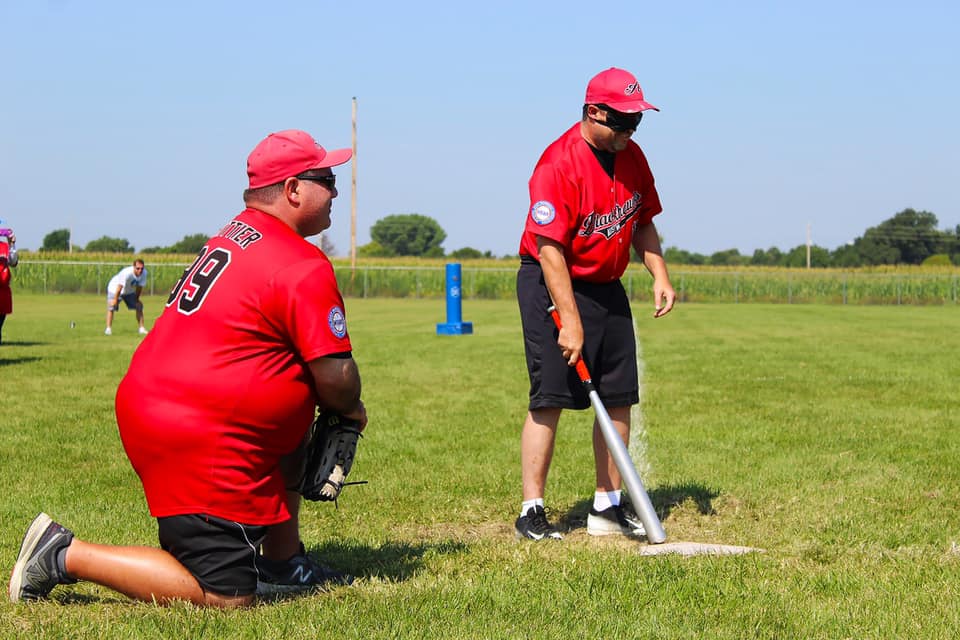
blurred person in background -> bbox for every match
[0,223,18,345]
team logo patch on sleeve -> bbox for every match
[530,201,556,225]
[328,306,347,338]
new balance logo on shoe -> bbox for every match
[290,565,313,585]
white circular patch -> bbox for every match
[530,200,556,225]
[328,306,347,338]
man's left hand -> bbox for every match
[653,279,677,318]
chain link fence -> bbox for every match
[9,260,960,305]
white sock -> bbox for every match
[521,498,544,516]
[593,490,622,511]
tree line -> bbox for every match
[37,230,211,255]
[662,209,960,268]
[35,214,494,260]
[33,208,960,267]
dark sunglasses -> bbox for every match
[592,105,643,133]
[296,173,336,189]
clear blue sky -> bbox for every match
[2,0,957,258]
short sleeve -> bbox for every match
[525,162,577,246]
[263,258,352,361]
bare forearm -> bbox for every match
[633,223,668,279]
[632,222,677,318]
[536,236,583,364]
[537,241,578,328]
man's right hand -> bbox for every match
[557,319,584,366]
[537,238,583,366]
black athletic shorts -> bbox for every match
[517,257,639,411]
[157,514,268,596]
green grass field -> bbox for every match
[2,295,959,638]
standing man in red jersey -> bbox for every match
[514,68,676,541]
[10,130,367,607]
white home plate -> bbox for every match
[637,542,762,557]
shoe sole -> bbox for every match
[8,513,53,602]
[514,528,563,541]
[257,582,317,596]
[256,576,353,597]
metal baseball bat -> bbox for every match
[548,305,666,544]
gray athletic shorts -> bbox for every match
[517,258,639,411]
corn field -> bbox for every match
[8,260,960,305]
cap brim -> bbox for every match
[314,147,353,169]
[606,99,660,113]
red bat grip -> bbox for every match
[547,305,592,384]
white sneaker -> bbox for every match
[138,327,148,335]
[587,504,646,537]
[104,327,112,336]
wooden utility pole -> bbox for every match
[806,223,811,269]
[350,97,358,272]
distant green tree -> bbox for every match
[854,232,901,266]
[663,247,706,265]
[41,228,71,251]
[946,224,960,262]
[370,214,446,257]
[85,236,134,253]
[169,233,209,254]
[830,243,862,268]
[449,247,485,259]
[143,233,209,254]
[853,209,943,265]
[783,245,831,268]
[750,247,785,266]
[709,248,748,266]
[357,240,395,257]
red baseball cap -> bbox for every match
[584,67,659,114]
[246,129,352,189]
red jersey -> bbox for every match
[0,264,10,315]
[0,242,11,314]
[518,123,662,283]
[117,208,352,525]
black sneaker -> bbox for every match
[586,503,646,537]
[256,544,354,595]
[8,513,76,602]
[514,506,563,541]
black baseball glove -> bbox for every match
[300,410,365,502]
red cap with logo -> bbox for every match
[584,67,659,114]
[246,129,352,189]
